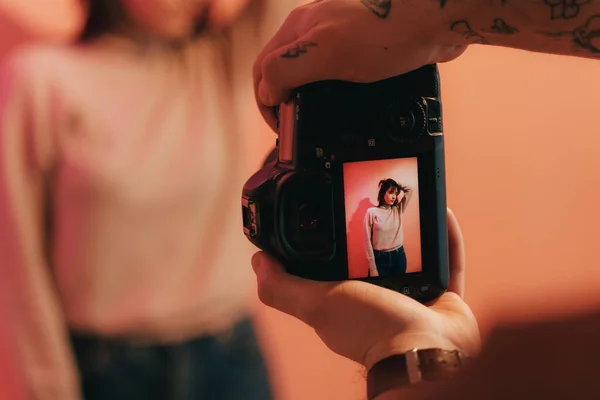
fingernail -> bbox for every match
[251,252,263,273]
[258,82,271,105]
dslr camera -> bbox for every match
[242,65,449,303]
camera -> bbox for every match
[242,64,449,303]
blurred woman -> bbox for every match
[0,0,294,399]
[364,178,413,278]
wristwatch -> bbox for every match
[366,348,471,400]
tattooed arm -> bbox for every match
[254,0,600,129]
[442,0,600,57]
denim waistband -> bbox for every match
[70,317,253,349]
[373,245,405,254]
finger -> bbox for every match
[255,34,331,131]
[436,45,469,63]
[253,1,315,69]
[446,208,466,297]
[253,8,309,132]
[258,34,333,108]
[251,251,335,325]
[255,98,278,134]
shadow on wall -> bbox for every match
[346,197,376,278]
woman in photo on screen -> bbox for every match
[364,178,413,278]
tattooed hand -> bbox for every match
[253,0,468,131]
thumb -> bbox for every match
[251,252,335,324]
[446,208,466,297]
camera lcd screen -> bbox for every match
[343,157,422,279]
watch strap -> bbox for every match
[366,348,470,400]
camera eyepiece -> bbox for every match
[298,203,320,231]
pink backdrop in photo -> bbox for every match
[343,157,422,279]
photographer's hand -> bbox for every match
[251,208,481,371]
[252,0,467,130]
[254,0,600,131]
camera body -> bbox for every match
[242,65,449,303]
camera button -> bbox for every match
[428,117,442,133]
[425,99,442,133]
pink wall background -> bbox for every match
[343,158,422,278]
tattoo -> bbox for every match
[280,41,318,58]
[573,15,600,52]
[360,0,392,19]
[450,20,489,44]
[539,15,600,54]
[544,0,592,20]
[483,18,519,34]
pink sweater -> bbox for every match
[364,205,405,273]
[0,4,294,397]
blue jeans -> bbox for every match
[71,318,272,400]
[374,246,407,277]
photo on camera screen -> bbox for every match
[343,157,422,279]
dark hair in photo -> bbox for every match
[377,178,402,207]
